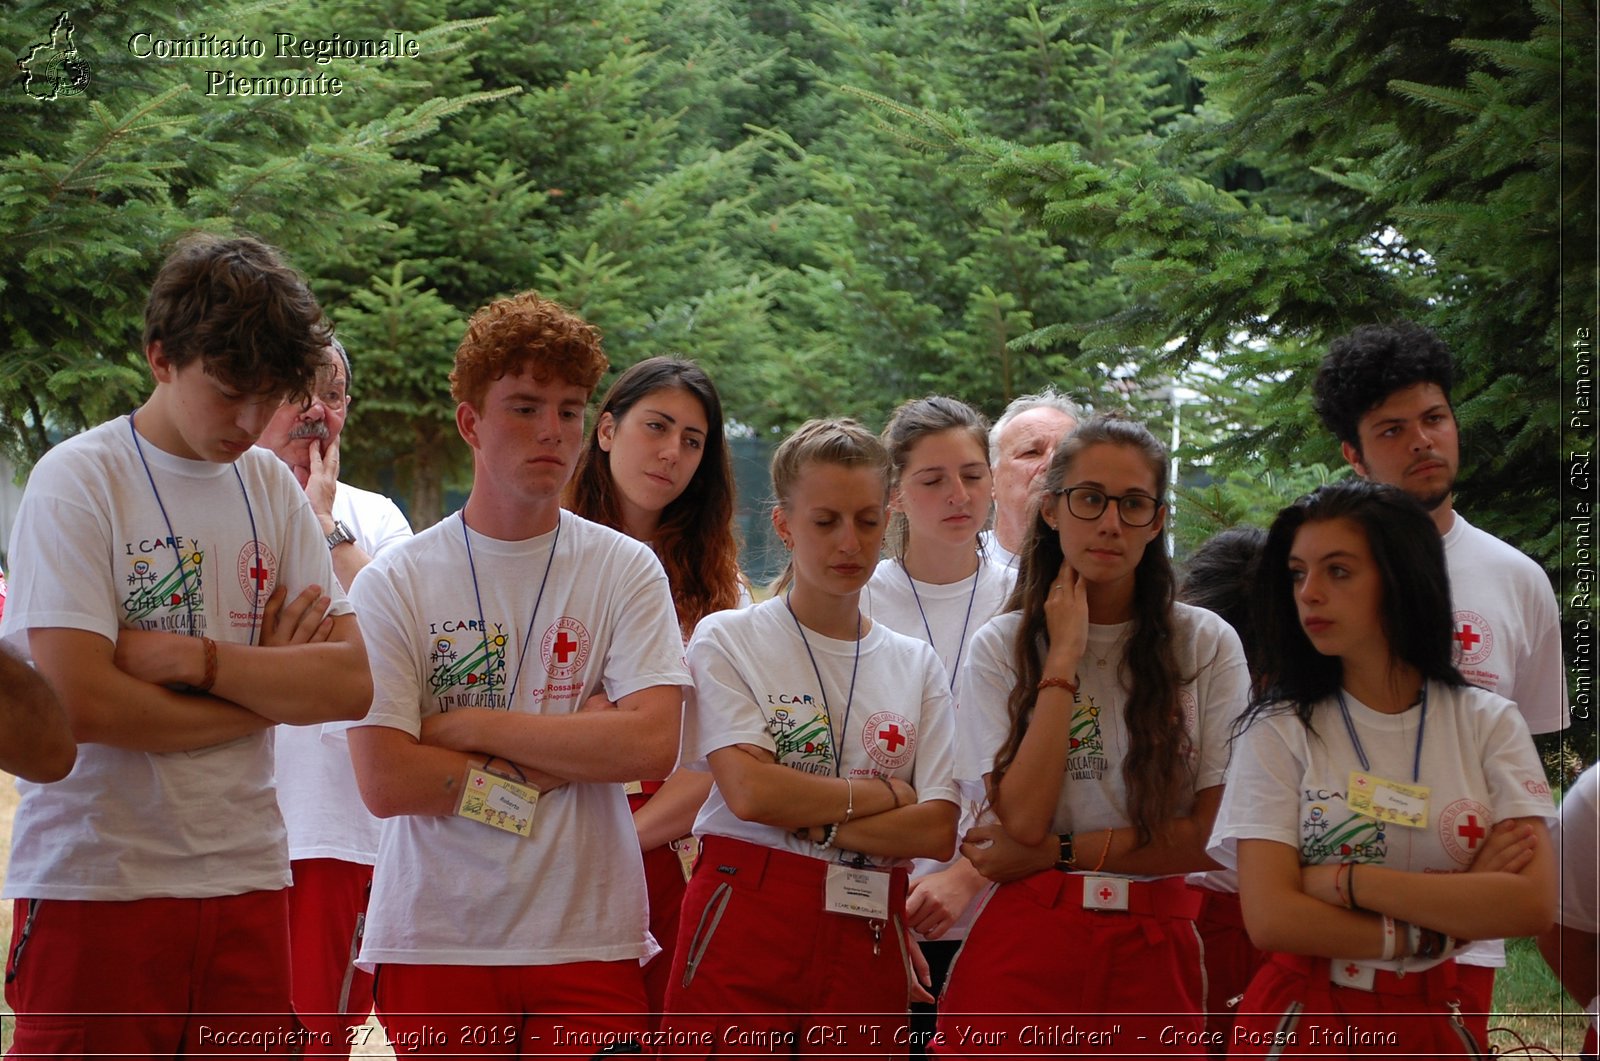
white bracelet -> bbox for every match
[1380,915,1397,961]
[813,822,840,851]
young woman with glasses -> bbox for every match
[1209,479,1554,1057]
[936,414,1249,1057]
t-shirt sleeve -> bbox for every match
[911,644,959,807]
[0,476,119,648]
[599,553,691,703]
[955,618,1016,785]
[1208,713,1308,869]
[343,558,423,737]
[1478,698,1558,826]
[1553,766,1600,933]
[683,622,776,763]
[1514,579,1569,735]
[1193,616,1251,792]
[366,497,415,557]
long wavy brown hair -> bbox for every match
[566,357,743,633]
[991,415,1191,846]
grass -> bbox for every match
[1490,937,1593,1058]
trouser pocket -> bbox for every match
[679,881,733,990]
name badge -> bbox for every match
[1348,771,1429,829]
[623,780,644,796]
[823,864,891,920]
[671,836,700,882]
[457,768,538,837]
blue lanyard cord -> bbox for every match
[1336,683,1428,783]
[902,557,981,695]
[461,511,562,707]
[128,414,261,646]
[785,593,861,778]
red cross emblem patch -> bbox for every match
[540,616,591,680]
[862,710,916,771]
[1451,609,1493,667]
[236,541,277,603]
[1438,798,1493,865]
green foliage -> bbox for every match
[0,0,500,473]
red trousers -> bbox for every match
[935,871,1205,1059]
[630,787,692,1026]
[1191,886,1265,1057]
[662,836,913,1056]
[1229,953,1484,1057]
[5,890,297,1058]
[1452,961,1495,1048]
[288,858,376,1044]
[373,960,649,1057]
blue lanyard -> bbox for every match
[1336,682,1428,783]
[902,557,981,694]
[128,413,260,645]
[461,511,561,707]
[784,593,861,778]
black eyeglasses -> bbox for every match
[1054,486,1161,527]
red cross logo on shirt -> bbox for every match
[248,560,270,590]
[1457,814,1486,849]
[878,723,905,752]
[1454,624,1482,652]
[552,631,579,664]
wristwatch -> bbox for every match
[325,519,356,549]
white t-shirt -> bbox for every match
[865,556,1014,938]
[1443,514,1568,969]
[275,481,413,865]
[1210,681,1555,973]
[1552,762,1600,1033]
[1444,514,1567,735]
[1553,762,1599,934]
[347,510,689,968]
[685,596,959,869]
[958,603,1249,881]
[0,415,349,900]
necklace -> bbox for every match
[784,592,862,778]
[902,556,981,694]
[461,511,562,706]
[128,413,260,645]
[1084,626,1127,670]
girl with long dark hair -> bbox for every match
[1211,479,1554,1056]
[565,355,746,1016]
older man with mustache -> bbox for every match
[260,338,413,1049]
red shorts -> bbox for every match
[1191,886,1265,1054]
[288,857,376,1041]
[662,836,913,1056]
[5,890,296,1058]
[373,960,649,1057]
[630,788,693,1025]
[935,871,1204,1059]
[1229,953,1484,1057]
